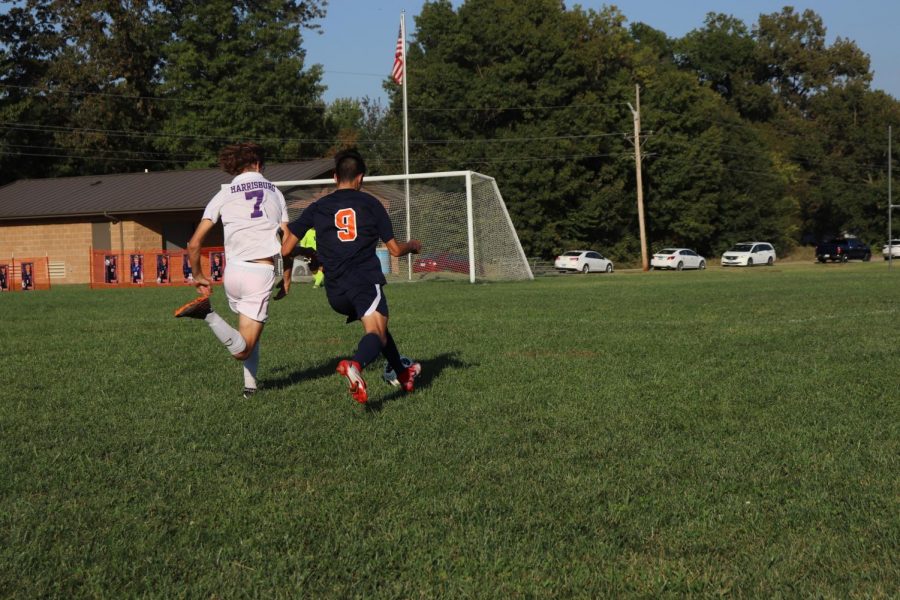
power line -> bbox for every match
[0,150,194,164]
[0,83,627,113]
[0,121,632,145]
[658,135,896,172]
[0,148,631,166]
[0,83,329,111]
[655,152,891,190]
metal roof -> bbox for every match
[0,159,333,221]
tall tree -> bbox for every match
[155,0,331,167]
[46,0,171,174]
[638,25,792,255]
[675,13,775,121]
[399,0,639,257]
[0,0,68,182]
[324,97,391,167]
[1,0,172,178]
[751,8,884,245]
[753,7,871,115]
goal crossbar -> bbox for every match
[275,170,474,187]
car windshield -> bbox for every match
[562,251,582,256]
[729,244,754,252]
[656,249,676,254]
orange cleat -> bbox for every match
[174,295,212,319]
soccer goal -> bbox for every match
[273,171,533,283]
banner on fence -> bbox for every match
[90,247,225,289]
[0,257,51,292]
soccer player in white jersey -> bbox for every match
[174,142,291,398]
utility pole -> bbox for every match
[628,84,649,271]
[890,126,894,269]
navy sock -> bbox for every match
[352,333,383,369]
[382,331,406,375]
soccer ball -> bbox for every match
[383,356,414,387]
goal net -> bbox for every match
[273,171,533,283]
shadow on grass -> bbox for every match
[262,351,472,409]
[364,351,471,412]
[263,357,343,391]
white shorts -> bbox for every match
[223,260,276,322]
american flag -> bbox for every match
[391,27,404,85]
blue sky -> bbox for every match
[303,0,900,105]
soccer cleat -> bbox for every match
[174,295,212,319]
[336,360,368,403]
[396,362,422,393]
[242,387,257,399]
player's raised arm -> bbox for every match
[385,238,422,257]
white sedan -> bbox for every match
[554,250,614,274]
[883,240,900,260]
[650,248,706,271]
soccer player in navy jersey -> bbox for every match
[281,149,422,404]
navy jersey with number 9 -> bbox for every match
[288,189,395,289]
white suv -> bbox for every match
[721,242,776,267]
[883,240,900,260]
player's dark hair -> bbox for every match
[219,142,266,176]
[334,148,366,182]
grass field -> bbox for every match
[1,262,898,597]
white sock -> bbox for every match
[204,312,247,356]
[243,343,260,389]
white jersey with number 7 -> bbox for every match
[202,171,288,262]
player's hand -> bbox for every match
[193,274,211,296]
[272,280,289,301]
[408,239,422,254]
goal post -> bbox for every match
[273,171,533,283]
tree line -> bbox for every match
[2,0,898,259]
[0,0,334,178]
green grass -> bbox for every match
[1,263,898,597]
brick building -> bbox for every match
[0,159,332,284]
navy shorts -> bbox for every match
[327,283,389,323]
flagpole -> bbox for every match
[400,11,412,280]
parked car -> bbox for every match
[815,238,871,262]
[554,250,614,274]
[721,242,776,267]
[650,248,706,271]
[882,239,900,260]
[413,252,470,274]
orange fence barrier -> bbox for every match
[0,257,51,292]
[89,247,226,289]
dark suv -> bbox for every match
[815,238,872,263]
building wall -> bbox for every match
[0,219,94,284]
[0,211,208,284]
[124,215,163,250]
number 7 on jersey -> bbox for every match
[245,190,264,218]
